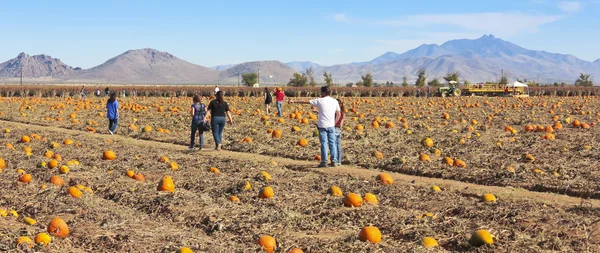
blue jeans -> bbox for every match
[318,127,338,165]
[190,122,205,148]
[276,101,283,117]
[335,127,342,164]
[108,118,118,133]
[211,116,226,147]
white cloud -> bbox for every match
[378,12,563,37]
[332,14,348,22]
[557,1,583,13]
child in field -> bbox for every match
[264,88,272,114]
[189,95,207,150]
[106,93,119,135]
[334,99,345,166]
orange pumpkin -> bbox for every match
[48,159,59,169]
[49,175,64,186]
[453,159,466,168]
[158,176,175,192]
[272,130,283,138]
[419,153,431,162]
[47,217,69,238]
[343,193,363,207]
[257,235,276,253]
[259,186,274,199]
[103,150,117,160]
[21,135,31,143]
[132,173,146,182]
[297,139,309,147]
[359,225,382,243]
[376,173,393,185]
[68,186,83,198]
[18,173,32,183]
[0,157,6,169]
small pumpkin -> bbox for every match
[359,225,382,243]
[272,129,283,138]
[453,159,466,168]
[468,229,493,247]
[364,193,378,205]
[49,175,64,186]
[229,195,240,203]
[59,165,69,174]
[376,173,393,185]
[343,193,363,207]
[68,186,83,198]
[421,137,434,147]
[103,150,117,160]
[34,232,51,246]
[257,235,276,253]
[132,173,146,182]
[329,186,343,196]
[18,173,32,183]
[47,159,59,169]
[422,237,439,248]
[297,138,309,147]
[419,153,431,162]
[482,193,497,203]
[16,236,33,249]
[158,176,175,192]
[259,186,274,199]
[176,247,194,253]
[47,217,69,238]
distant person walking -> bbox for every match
[289,86,341,167]
[264,88,273,114]
[189,95,207,150]
[80,86,86,101]
[205,91,234,151]
[105,87,109,96]
[106,93,119,135]
[275,87,285,117]
[334,99,345,166]
[214,86,220,96]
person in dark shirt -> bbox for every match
[205,91,234,151]
[189,95,207,150]
[264,87,272,114]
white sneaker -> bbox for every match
[109,130,114,135]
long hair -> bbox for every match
[108,92,116,103]
[193,95,201,103]
[264,87,269,93]
[216,91,224,104]
[337,99,345,112]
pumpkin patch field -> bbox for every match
[1,94,600,252]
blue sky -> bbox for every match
[1,0,598,68]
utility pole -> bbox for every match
[257,68,260,85]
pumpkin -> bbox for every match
[288,248,304,253]
[431,185,441,192]
[453,159,466,168]
[442,157,454,166]
[359,225,382,243]
[482,193,497,203]
[0,158,5,169]
[241,136,253,143]
[364,193,378,205]
[257,235,276,253]
[524,154,535,162]
[18,173,32,183]
[419,153,431,162]
[176,247,194,253]
[44,150,54,158]
[373,150,384,159]
[343,193,363,207]
[371,121,380,129]
[272,129,283,138]
[132,173,146,182]
[16,236,33,249]
[47,217,69,238]
[24,217,37,225]
[52,153,62,161]
[126,170,135,178]
[59,165,69,174]
[385,121,395,128]
[103,150,117,160]
[468,229,493,247]
[158,176,175,192]
[63,139,73,145]
[142,125,153,132]
[376,173,393,185]
[422,237,439,248]
[259,186,274,199]
[355,124,364,130]
[256,171,272,181]
[291,126,301,132]
[21,135,31,143]
[329,186,343,196]
[69,187,83,198]
[49,175,64,186]
[158,156,170,163]
[210,167,221,174]
[421,137,434,147]
[169,161,179,170]
[34,232,51,246]
[229,195,240,203]
[277,118,285,123]
[297,138,309,147]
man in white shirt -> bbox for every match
[214,86,220,95]
[290,86,341,167]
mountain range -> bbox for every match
[1,35,599,84]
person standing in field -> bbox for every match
[289,86,340,167]
[106,93,119,135]
[214,86,220,96]
[274,87,284,117]
[105,87,109,96]
[80,86,86,101]
[205,91,234,151]
[334,99,345,166]
[189,95,207,150]
[264,87,272,114]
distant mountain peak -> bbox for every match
[595,58,600,64]
[0,52,74,78]
[286,61,322,71]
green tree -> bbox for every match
[402,76,408,87]
[241,73,258,87]
[499,76,508,85]
[361,73,373,87]
[346,82,354,87]
[427,77,442,87]
[443,72,460,83]
[575,73,593,86]
[323,71,333,87]
[553,82,560,87]
[356,81,364,87]
[305,67,316,87]
[463,80,470,85]
[415,70,427,87]
[287,72,308,87]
